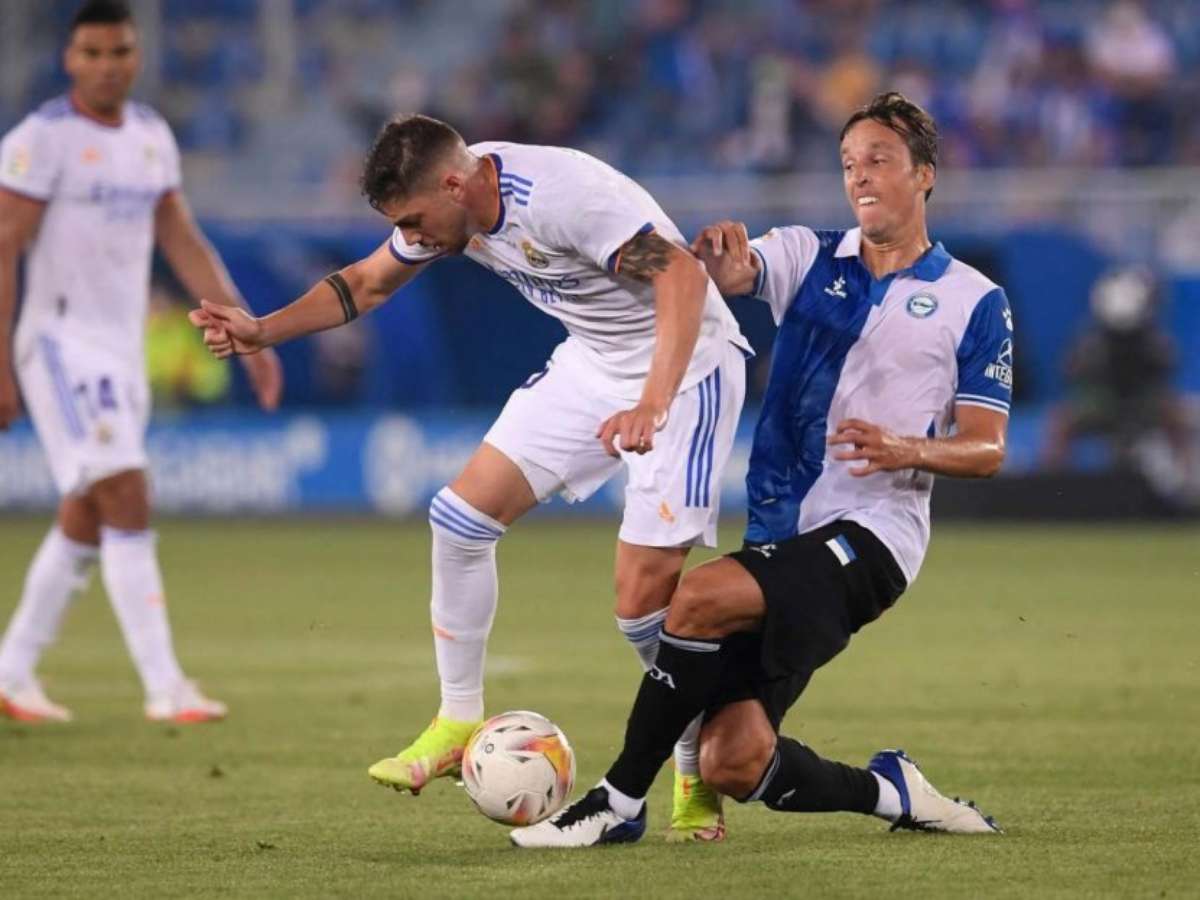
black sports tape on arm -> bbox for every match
[323,272,359,323]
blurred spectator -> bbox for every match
[6,0,1200,188]
[145,286,230,410]
[1042,268,1196,496]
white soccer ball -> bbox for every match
[461,710,576,825]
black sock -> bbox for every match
[748,736,879,814]
[604,629,725,799]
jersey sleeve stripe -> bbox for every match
[388,240,443,265]
[500,172,533,187]
[605,221,655,273]
[0,183,52,203]
[955,394,1011,413]
[751,246,768,297]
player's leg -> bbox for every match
[368,438,543,793]
[89,468,224,723]
[510,555,762,848]
[0,494,100,722]
[0,341,103,722]
[614,344,748,840]
[699,700,883,814]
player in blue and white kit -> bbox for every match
[513,93,1010,848]
[0,2,282,724]
[192,114,750,840]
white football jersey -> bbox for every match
[390,141,751,400]
[0,95,181,363]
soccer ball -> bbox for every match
[461,710,576,825]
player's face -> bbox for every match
[65,23,140,114]
[840,119,933,244]
[383,188,472,255]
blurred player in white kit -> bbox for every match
[0,1,282,723]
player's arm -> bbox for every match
[188,238,422,358]
[828,406,1008,478]
[597,230,708,456]
[155,189,285,409]
[690,220,759,296]
[0,189,46,429]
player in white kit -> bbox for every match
[0,1,282,724]
[191,114,750,840]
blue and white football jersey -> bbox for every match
[390,142,751,401]
[746,226,1013,582]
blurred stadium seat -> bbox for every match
[1,0,1196,512]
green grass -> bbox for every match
[1,516,1198,899]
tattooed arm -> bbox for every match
[597,230,709,457]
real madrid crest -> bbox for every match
[905,293,938,318]
[522,240,550,269]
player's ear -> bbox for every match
[442,171,466,200]
[917,163,935,196]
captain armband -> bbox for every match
[324,272,359,323]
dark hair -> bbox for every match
[71,0,134,31]
[360,114,465,211]
[840,92,938,199]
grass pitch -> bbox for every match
[0,516,1197,899]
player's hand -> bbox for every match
[827,418,920,476]
[239,348,284,412]
[690,220,757,295]
[0,367,21,430]
[597,403,669,458]
[188,299,267,359]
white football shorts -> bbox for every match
[14,331,150,496]
[484,340,746,548]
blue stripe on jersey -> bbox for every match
[501,172,533,187]
[498,178,530,195]
[955,393,1011,413]
[685,373,711,508]
[751,247,768,297]
[745,229,877,544]
[38,336,85,440]
[606,222,655,273]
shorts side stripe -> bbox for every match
[701,367,722,507]
[38,336,85,440]
[685,373,710,507]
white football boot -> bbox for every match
[510,786,646,848]
[145,680,227,723]
[869,749,1002,834]
[0,679,73,722]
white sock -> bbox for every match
[873,771,903,820]
[428,487,505,722]
[601,778,644,820]
[0,526,98,689]
[99,527,185,699]
[615,608,702,777]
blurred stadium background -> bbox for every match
[3,4,1199,895]
[1,0,1198,518]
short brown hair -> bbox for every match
[360,114,464,212]
[840,92,938,199]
